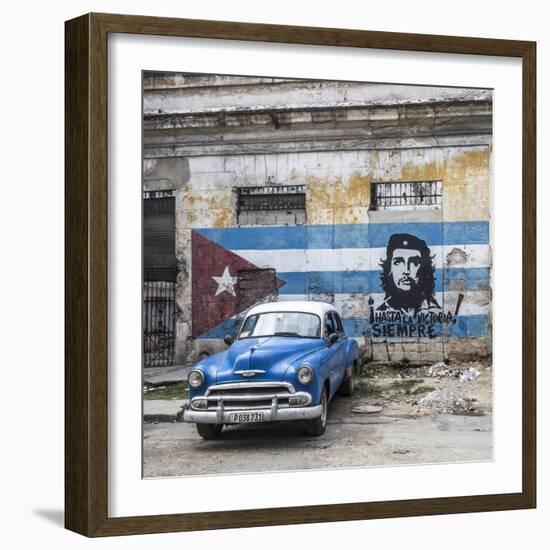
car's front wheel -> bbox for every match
[305,387,328,436]
[196,423,223,440]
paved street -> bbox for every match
[143,392,492,477]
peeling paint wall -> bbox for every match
[143,74,492,365]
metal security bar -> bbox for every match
[370,181,442,211]
[143,194,177,367]
[143,271,176,367]
[238,185,306,212]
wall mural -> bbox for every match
[369,233,464,339]
[191,222,488,344]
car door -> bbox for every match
[324,312,345,398]
[318,312,337,390]
[329,312,347,393]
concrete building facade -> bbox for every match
[142,73,492,366]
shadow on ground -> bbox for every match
[33,509,64,527]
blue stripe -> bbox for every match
[278,268,490,294]
[345,315,489,338]
[198,315,489,340]
[448,315,489,338]
[196,221,489,250]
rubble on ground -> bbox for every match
[363,360,487,380]
[354,358,490,417]
[417,389,475,414]
[427,362,448,377]
[459,367,481,382]
[424,362,482,382]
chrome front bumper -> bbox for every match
[182,404,322,424]
[182,381,321,424]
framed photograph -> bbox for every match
[65,13,536,536]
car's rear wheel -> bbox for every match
[196,423,223,440]
[339,361,356,396]
[305,387,328,436]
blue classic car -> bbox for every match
[182,301,359,439]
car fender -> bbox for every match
[343,338,359,378]
[287,346,331,405]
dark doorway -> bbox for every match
[143,194,177,367]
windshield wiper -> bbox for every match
[273,331,301,337]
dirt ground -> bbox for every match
[356,359,493,416]
[143,360,492,477]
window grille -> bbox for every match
[237,185,306,225]
[370,181,442,211]
[238,185,306,211]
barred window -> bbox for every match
[370,181,442,211]
[237,185,306,225]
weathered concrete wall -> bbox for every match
[143,77,491,115]
[173,146,489,228]
[143,75,492,365]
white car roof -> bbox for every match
[244,300,337,318]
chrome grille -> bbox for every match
[203,382,294,411]
[207,382,293,397]
[207,399,276,410]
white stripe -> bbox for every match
[237,244,490,273]
[279,291,490,317]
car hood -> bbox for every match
[212,336,325,383]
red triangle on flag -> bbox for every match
[191,231,286,338]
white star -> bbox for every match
[403,240,408,246]
[212,266,238,297]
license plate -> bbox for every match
[229,412,265,423]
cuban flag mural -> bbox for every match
[191,231,286,338]
[191,221,490,343]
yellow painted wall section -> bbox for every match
[305,146,490,224]
[178,183,236,229]
[400,147,491,222]
[306,172,372,225]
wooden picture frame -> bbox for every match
[65,12,536,537]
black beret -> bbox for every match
[386,233,429,254]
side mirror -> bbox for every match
[327,333,339,346]
[223,334,234,347]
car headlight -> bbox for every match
[188,370,205,388]
[296,365,314,384]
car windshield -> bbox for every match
[238,311,321,339]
